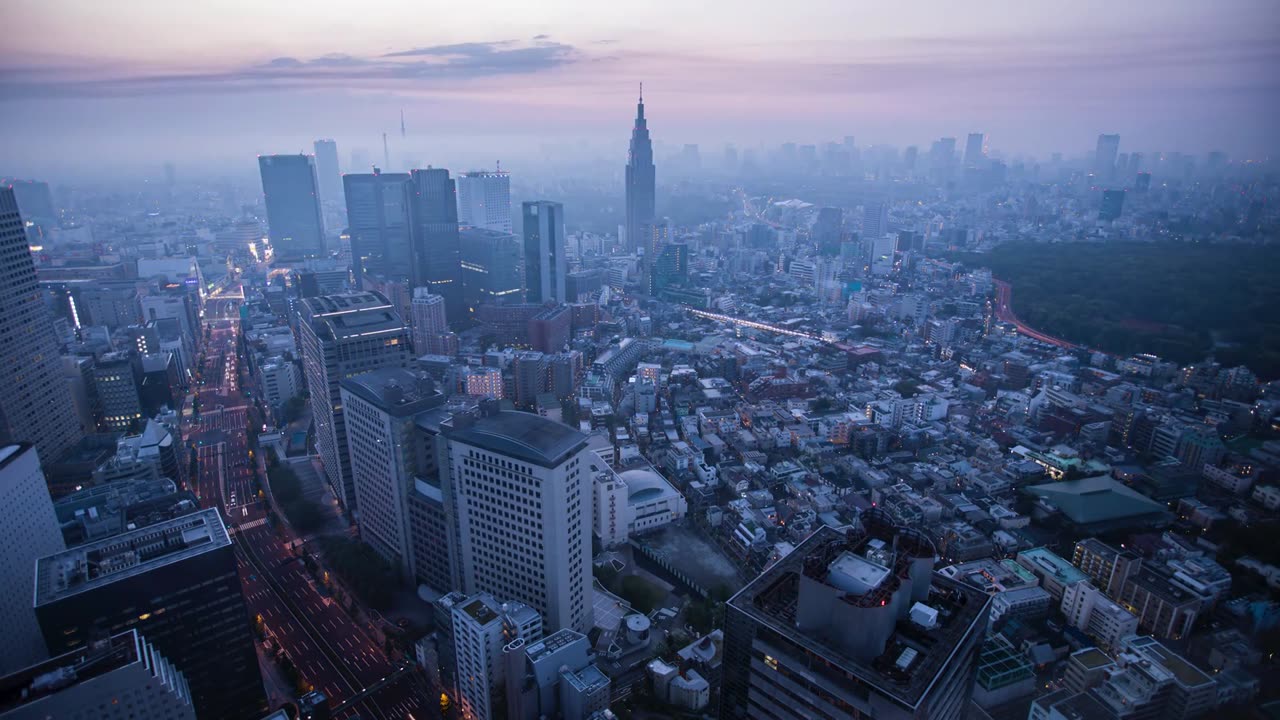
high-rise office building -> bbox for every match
[0,188,82,463]
[0,444,66,676]
[444,409,594,633]
[523,201,567,304]
[624,87,656,253]
[0,629,195,720]
[929,137,957,182]
[721,514,990,720]
[92,352,144,432]
[340,368,446,585]
[344,169,412,284]
[963,132,986,167]
[1095,134,1121,179]
[457,170,513,234]
[862,201,890,240]
[410,287,450,356]
[407,168,464,323]
[298,292,412,510]
[34,509,267,719]
[258,154,326,260]
[460,227,524,316]
[313,139,343,209]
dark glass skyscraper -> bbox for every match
[258,154,326,260]
[408,168,463,323]
[34,509,267,719]
[0,188,82,463]
[523,201,566,304]
[624,86,656,255]
[344,169,412,285]
[460,227,523,317]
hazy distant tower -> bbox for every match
[313,139,342,208]
[624,84,657,254]
[258,154,326,260]
[963,133,986,168]
[407,168,464,323]
[1094,134,1121,180]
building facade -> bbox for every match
[298,292,412,510]
[445,410,594,634]
[258,154,326,260]
[523,201,567,304]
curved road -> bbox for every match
[993,280,1081,351]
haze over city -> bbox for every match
[2,0,1278,178]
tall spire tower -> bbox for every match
[624,82,656,255]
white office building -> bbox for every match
[1061,582,1140,651]
[457,171,513,234]
[451,593,542,720]
[0,444,66,675]
[445,410,594,634]
[340,368,446,585]
[298,292,412,510]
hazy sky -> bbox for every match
[1,0,1277,178]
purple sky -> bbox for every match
[1,0,1277,177]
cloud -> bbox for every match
[0,38,580,99]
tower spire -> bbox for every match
[400,109,406,138]
[639,81,643,103]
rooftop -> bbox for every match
[1023,476,1170,526]
[340,368,444,417]
[1018,547,1089,585]
[1126,636,1213,688]
[527,629,585,663]
[729,516,990,710]
[35,508,228,606]
[0,630,147,715]
[300,291,407,341]
[1071,647,1114,670]
[446,410,587,468]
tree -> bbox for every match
[281,396,307,424]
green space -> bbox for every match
[315,535,398,611]
[618,575,666,613]
[265,461,324,534]
[959,242,1280,378]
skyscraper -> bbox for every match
[0,188,82,463]
[457,170,513,234]
[964,132,986,167]
[1095,134,1121,179]
[0,444,66,676]
[450,593,543,720]
[624,86,656,253]
[298,291,412,510]
[258,154,326,260]
[862,201,890,240]
[720,515,990,720]
[410,287,449,356]
[339,368,446,584]
[312,138,343,209]
[34,509,267,719]
[523,201,567,304]
[407,168,464,323]
[444,409,594,633]
[343,169,412,283]
[460,227,524,316]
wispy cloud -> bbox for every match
[0,37,580,99]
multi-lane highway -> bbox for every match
[188,290,436,720]
[993,279,1080,351]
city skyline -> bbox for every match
[2,1,1278,176]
